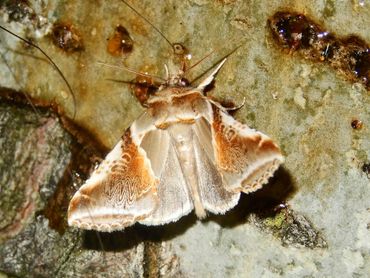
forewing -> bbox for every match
[210,105,284,193]
[139,129,194,225]
[68,113,158,232]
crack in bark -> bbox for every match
[143,241,160,278]
[54,232,81,278]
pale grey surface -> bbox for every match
[0,0,369,277]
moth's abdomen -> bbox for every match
[168,123,207,218]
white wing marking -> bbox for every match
[139,129,193,225]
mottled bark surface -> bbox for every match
[0,94,149,277]
[0,0,369,277]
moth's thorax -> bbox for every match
[146,87,211,128]
[147,86,199,103]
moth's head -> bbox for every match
[161,43,193,88]
[158,43,227,91]
[131,41,229,107]
[162,67,191,89]
[166,76,191,87]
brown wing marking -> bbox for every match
[211,105,283,194]
[68,129,158,232]
[192,118,240,214]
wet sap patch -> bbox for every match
[269,11,370,90]
[51,22,84,52]
[107,25,134,56]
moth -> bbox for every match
[67,55,284,231]
[0,1,283,233]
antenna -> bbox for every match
[0,50,41,117]
[97,61,166,82]
[120,0,174,52]
[0,25,77,119]
[190,44,244,86]
[186,50,215,73]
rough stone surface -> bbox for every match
[0,96,146,277]
[0,97,71,242]
[0,0,369,277]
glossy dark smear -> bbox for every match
[362,163,370,179]
[51,22,83,52]
[269,11,370,89]
[351,119,363,130]
[351,48,370,84]
[107,25,133,56]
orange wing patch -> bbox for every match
[107,130,157,200]
[68,130,158,232]
[211,105,283,193]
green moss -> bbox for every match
[263,211,286,230]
